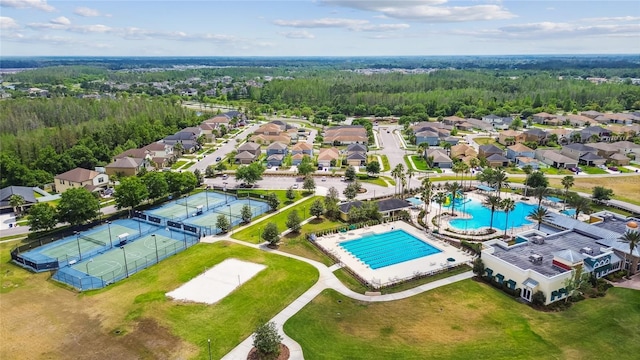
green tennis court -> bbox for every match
[71,232,186,280]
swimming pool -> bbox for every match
[448,198,538,231]
[561,208,576,216]
[339,229,441,269]
[546,196,563,203]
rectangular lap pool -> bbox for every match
[339,229,441,269]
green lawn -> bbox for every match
[284,281,640,360]
[356,174,389,187]
[171,160,190,170]
[278,216,343,266]
[368,154,390,172]
[474,137,504,149]
[581,166,608,175]
[231,196,323,243]
[235,189,304,207]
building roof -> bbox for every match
[347,152,367,161]
[55,168,100,183]
[346,143,367,152]
[317,147,340,160]
[235,151,255,160]
[426,149,452,163]
[267,142,287,150]
[0,186,37,206]
[579,152,604,161]
[267,154,284,161]
[238,142,261,151]
[507,143,534,152]
[106,157,143,169]
[479,144,503,154]
[563,143,596,152]
[610,153,629,161]
[539,150,576,164]
[292,142,313,151]
[500,130,522,137]
[115,148,148,159]
[524,128,547,137]
[486,154,510,162]
[291,153,305,160]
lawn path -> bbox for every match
[201,228,473,359]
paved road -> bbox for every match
[375,124,404,172]
[191,123,260,172]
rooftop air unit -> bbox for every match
[580,247,594,256]
[529,254,543,265]
[531,236,545,245]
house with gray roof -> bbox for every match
[0,186,38,214]
[425,149,453,168]
[535,150,578,169]
[338,198,411,221]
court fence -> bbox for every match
[52,235,199,291]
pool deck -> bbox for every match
[426,190,590,241]
[314,221,473,288]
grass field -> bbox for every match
[548,176,640,206]
[231,196,323,243]
[284,281,640,360]
[1,241,319,360]
[235,189,304,208]
[278,216,343,266]
[580,166,608,175]
[356,174,389,187]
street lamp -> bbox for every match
[121,246,129,278]
[136,213,142,236]
[205,188,209,210]
[106,220,113,248]
[74,231,82,261]
[184,196,190,218]
[152,234,159,263]
[85,258,93,276]
[303,206,306,220]
[208,339,212,360]
[227,204,233,234]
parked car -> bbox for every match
[321,176,327,182]
[215,156,222,162]
[569,167,579,173]
[292,184,299,189]
[222,174,228,179]
[608,166,619,172]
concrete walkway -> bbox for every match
[203,229,474,359]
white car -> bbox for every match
[321,177,327,182]
[292,184,299,189]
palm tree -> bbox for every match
[9,194,25,216]
[529,206,550,231]
[501,198,516,238]
[421,181,433,214]
[459,162,470,191]
[561,175,574,211]
[400,176,407,198]
[434,192,447,229]
[493,169,509,198]
[406,167,415,192]
[469,157,479,172]
[568,195,591,220]
[482,194,502,231]
[619,230,640,278]
[522,165,533,198]
[445,181,462,216]
[418,142,429,159]
[534,186,550,208]
[392,163,405,197]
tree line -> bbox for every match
[0,97,201,188]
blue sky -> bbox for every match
[1,0,639,56]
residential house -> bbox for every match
[291,153,306,166]
[461,118,494,132]
[0,186,38,214]
[338,199,411,222]
[324,125,368,145]
[317,147,340,168]
[547,128,572,145]
[532,112,557,125]
[515,156,542,169]
[142,142,175,168]
[594,113,637,125]
[561,143,606,166]
[611,140,640,158]
[523,128,548,145]
[265,142,288,167]
[425,149,453,168]
[163,130,201,153]
[450,144,477,160]
[607,125,638,141]
[608,153,630,166]
[535,150,578,169]
[485,154,510,168]
[497,130,525,146]
[573,126,612,143]
[482,114,514,130]
[251,122,292,144]
[291,142,313,156]
[584,142,618,159]
[580,110,603,119]
[478,144,504,159]
[506,143,535,160]
[560,114,598,127]
[415,130,440,146]
[235,142,261,164]
[251,133,292,145]
[105,157,146,177]
[345,143,367,167]
[54,168,109,193]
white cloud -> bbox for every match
[50,16,71,26]
[321,0,516,22]
[74,7,101,17]
[279,30,315,39]
[454,21,640,40]
[274,17,409,32]
[0,0,54,12]
[0,16,19,29]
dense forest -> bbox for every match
[0,98,200,188]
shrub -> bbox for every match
[532,291,546,306]
[252,321,282,359]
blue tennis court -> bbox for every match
[339,229,442,269]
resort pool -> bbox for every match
[339,229,441,269]
[447,198,538,231]
[561,208,576,216]
[546,196,563,203]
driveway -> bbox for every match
[191,123,260,172]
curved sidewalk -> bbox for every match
[201,234,473,360]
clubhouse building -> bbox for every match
[481,211,639,305]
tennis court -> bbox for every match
[16,219,159,270]
[147,191,235,219]
[53,227,199,291]
[183,198,270,235]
